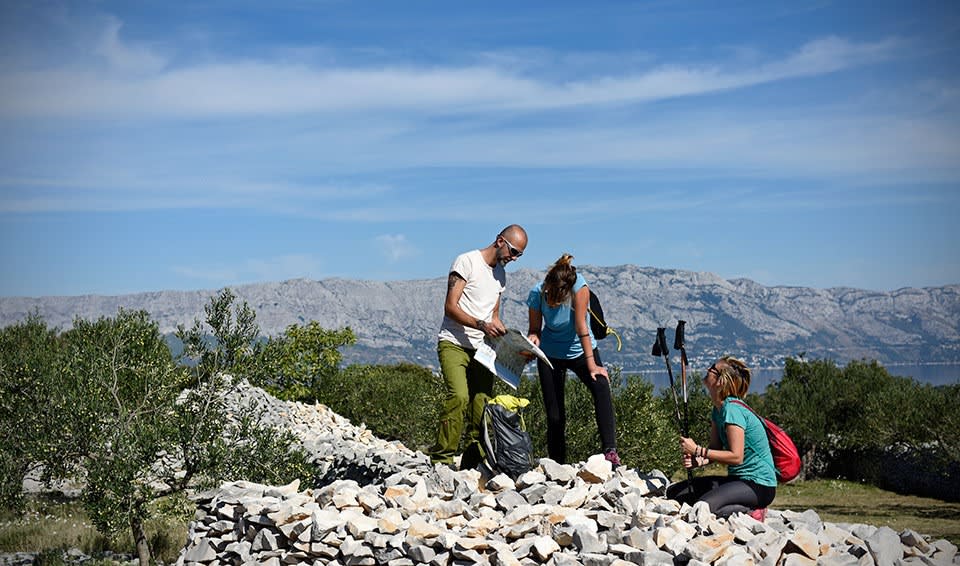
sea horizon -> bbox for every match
[624,361,960,394]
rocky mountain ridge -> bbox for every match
[2,265,958,372]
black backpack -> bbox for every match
[480,395,533,479]
[588,289,622,351]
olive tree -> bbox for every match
[0,315,66,507]
[59,309,189,565]
[52,294,311,566]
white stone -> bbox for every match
[531,535,561,561]
[487,473,516,492]
[182,541,217,563]
[865,526,903,566]
[579,454,613,484]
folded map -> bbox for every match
[474,328,553,389]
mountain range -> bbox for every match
[2,265,958,372]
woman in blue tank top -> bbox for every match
[526,253,619,467]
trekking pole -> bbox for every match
[652,326,692,482]
[651,327,684,435]
[673,320,690,439]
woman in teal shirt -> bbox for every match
[526,253,619,467]
[666,356,777,520]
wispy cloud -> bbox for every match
[172,254,323,283]
[1,13,956,220]
[0,19,902,119]
[94,16,167,73]
[0,177,390,213]
[375,234,419,262]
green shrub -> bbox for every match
[759,357,960,482]
[313,361,697,476]
[246,322,356,402]
[316,362,444,452]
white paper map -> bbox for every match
[474,328,553,389]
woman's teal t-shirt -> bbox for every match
[526,273,595,359]
[711,397,777,487]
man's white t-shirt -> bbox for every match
[437,249,506,350]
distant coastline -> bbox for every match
[629,361,960,393]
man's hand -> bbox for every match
[485,318,506,337]
[476,318,505,337]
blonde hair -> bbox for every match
[543,253,577,308]
[714,355,751,399]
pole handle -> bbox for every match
[656,327,669,357]
[673,320,686,350]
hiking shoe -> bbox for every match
[748,508,767,522]
[604,449,621,469]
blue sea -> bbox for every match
[633,362,960,394]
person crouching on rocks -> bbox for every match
[666,356,776,520]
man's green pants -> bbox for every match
[429,340,495,469]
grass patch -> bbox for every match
[774,479,960,546]
[0,494,190,564]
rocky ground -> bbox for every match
[175,381,958,566]
[5,380,958,566]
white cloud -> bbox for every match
[754,36,901,80]
[0,27,900,119]
[94,16,167,73]
[172,254,323,283]
[375,234,419,262]
[0,177,390,213]
[1,16,955,219]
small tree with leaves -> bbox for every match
[50,291,311,566]
[0,314,67,507]
[176,287,259,380]
[59,309,189,565]
[246,321,357,402]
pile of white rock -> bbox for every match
[175,382,958,566]
[217,380,433,486]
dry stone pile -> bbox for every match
[177,381,959,566]
[215,379,433,486]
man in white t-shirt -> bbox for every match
[429,224,528,469]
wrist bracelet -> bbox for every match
[578,333,590,338]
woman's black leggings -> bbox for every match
[666,475,776,518]
[537,348,617,464]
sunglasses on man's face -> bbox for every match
[500,235,523,258]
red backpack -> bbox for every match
[729,399,802,483]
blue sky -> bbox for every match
[1,1,958,298]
